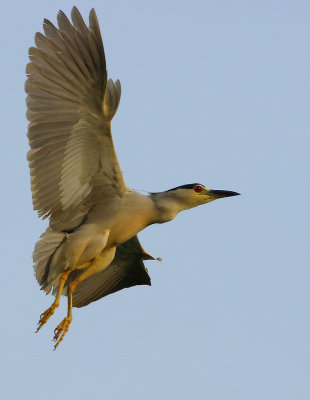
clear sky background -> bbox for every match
[1,1,309,399]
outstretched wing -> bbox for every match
[71,236,157,308]
[26,7,127,229]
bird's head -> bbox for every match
[164,183,240,210]
[150,183,240,223]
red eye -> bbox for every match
[194,185,202,193]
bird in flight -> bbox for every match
[26,7,239,349]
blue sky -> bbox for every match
[1,1,309,399]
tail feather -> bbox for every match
[33,228,66,293]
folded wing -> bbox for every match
[71,236,156,308]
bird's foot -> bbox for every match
[53,316,72,350]
[36,303,59,332]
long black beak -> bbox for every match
[209,190,240,198]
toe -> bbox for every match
[52,317,72,349]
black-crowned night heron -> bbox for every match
[26,7,239,349]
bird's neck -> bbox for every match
[150,193,185,224]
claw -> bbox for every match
[53,316,72,350]
[36,303,58,332]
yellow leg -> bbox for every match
[36,270,71,332]
[52,248,116,349]
[53,278,80,350]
